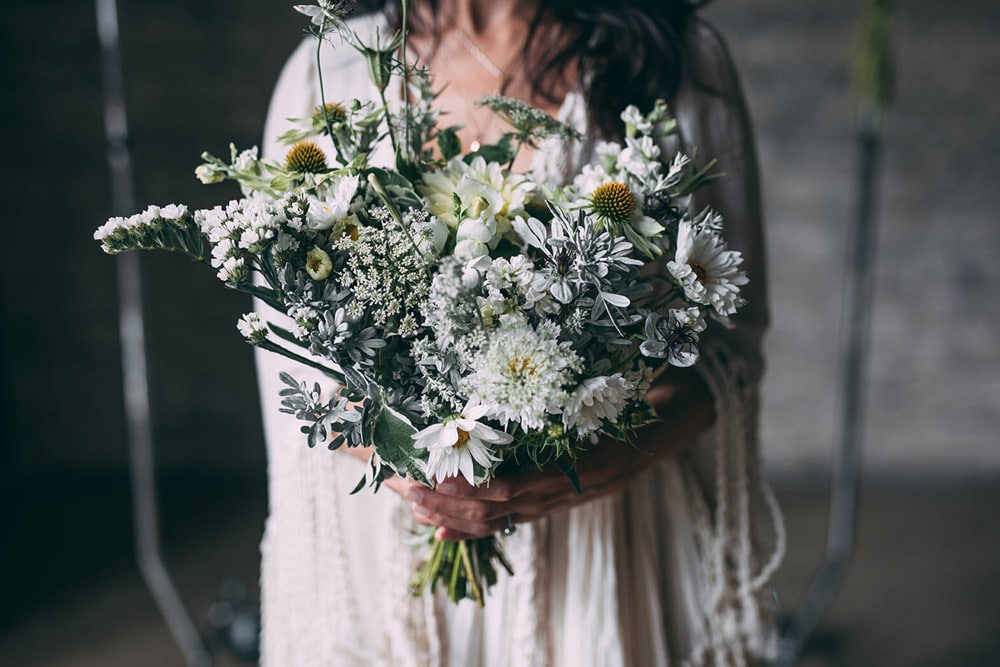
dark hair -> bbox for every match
[369,0,708,138]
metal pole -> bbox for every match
[774,1,893,663]
[95,1,212,665]
[774,112,882,667]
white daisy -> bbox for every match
[412,402,511,485]
[666,219,748,316]
[306,174,359,231]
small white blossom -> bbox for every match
[621,105,654,136]
[306,246,333,280]
[237,312,268,344]
[233,146,259,172]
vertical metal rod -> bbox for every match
[96,1,212,665]
[773,113,882,666]
[773,0,893,660]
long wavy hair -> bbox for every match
[356,0,709,138]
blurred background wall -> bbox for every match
[1,0,998,665]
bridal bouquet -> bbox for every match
[95,1,747,606]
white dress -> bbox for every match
[254,13,784,667]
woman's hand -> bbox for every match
[404,438,648,541]
[405,368,716,541]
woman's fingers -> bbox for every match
[409,498,517,540]
[407,485,508,523]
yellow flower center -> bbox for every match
[591,181,636,226]
[285,141,328,174]
[508,356,538,378]
[454,428,471,449]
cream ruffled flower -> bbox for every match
[563,374,635,436]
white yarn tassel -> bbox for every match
[682,343,786,666]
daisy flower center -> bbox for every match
[454,428,471,449]
[591,181,636,226]
[688,260,708,283]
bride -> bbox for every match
[253,1,783,665]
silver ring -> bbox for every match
[502,515,517,536]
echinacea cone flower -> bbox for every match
[286,141,328,174]
[313,102,347,126]
[590,181,636,226]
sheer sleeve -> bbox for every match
[675,21,769,386]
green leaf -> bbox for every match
[465,134,516,165]
[555,459,583,495]
[436,126,462,161]
[372,404,427,483]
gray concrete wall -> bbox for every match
[710,0,1000,477]
[2,0,997,479]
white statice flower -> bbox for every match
[277,191,310,232]
[306,174,359,231]
[564,373,635,436]
[666,219,748,316]
[462,321,582,431]
[217,256,247,284]
[236,312,268,344]
[158,203,187,220]
[195,204,230,240]
[96,204,190,252]
[209,238,236,269]
[412,402,511,485]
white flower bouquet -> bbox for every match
[95,1,748,606]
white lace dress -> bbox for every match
[254,14,783,667]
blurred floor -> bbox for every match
[1,476,998,666]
